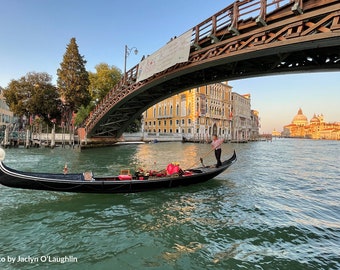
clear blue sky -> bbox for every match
[0,0,339,133]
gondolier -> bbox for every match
[211,134,223,168]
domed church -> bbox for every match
[292,108,308,126]
[282,108,339,140]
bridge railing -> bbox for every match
[193,0,295,44]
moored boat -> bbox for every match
[0,149,236,194]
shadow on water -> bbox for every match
[0,177,233,217]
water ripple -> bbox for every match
[0,140,339,269]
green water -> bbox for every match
[0,140,339,269]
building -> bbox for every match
[282,108,308,138]
[0,87,14,127]
[272,129,281,137]
[143,82,259,142]
[230,92,256,142]
[143,82,233,141]
[282,108,340,140]
[250,109,260,140]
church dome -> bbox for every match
[292,108,308,126]
[310,114,320,124]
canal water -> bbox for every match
[0,139,339,270]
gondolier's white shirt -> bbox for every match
[211,139,223,150]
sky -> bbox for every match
[0,0,339,133]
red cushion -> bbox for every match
[118,175,132,180]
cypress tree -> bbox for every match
[57,37,91,113]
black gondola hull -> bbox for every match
[0,151,236,193]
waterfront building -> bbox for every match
[143,82,259,142]
[230,92,256,142]
[0,87,14,127]
[272,129,281,137]
[282,108,340,140]
[250,110,260,140]
[282,108,308,138]
[143,82,233,141]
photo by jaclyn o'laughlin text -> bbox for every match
[1,255,78,264]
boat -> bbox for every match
[0,149,236,194]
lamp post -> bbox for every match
[124,45,138,82]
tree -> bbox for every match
[88,63,122,101]
[74,104,93,127]
[57,37,91,113]
[72,63,122,126]
[4,72,61,126]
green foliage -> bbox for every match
[4,72,61,124]
[73,63,122,125]
[57,37,91,112]
[88,63,122,101]
[74,104,94,126]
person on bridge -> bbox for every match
[211,134,223,168]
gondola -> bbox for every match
[0,149,236,194]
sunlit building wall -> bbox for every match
[143,82,233,141]
[250,109,260,140]
[230,92,252,141]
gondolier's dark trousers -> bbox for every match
[215,148,222,167]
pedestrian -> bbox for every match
[211,134,223,167]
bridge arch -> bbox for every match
[82,0,340,142]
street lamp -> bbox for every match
[124,45,138,82]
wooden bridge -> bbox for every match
[80,0,340,145]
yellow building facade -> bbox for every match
[143,82,232,141]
